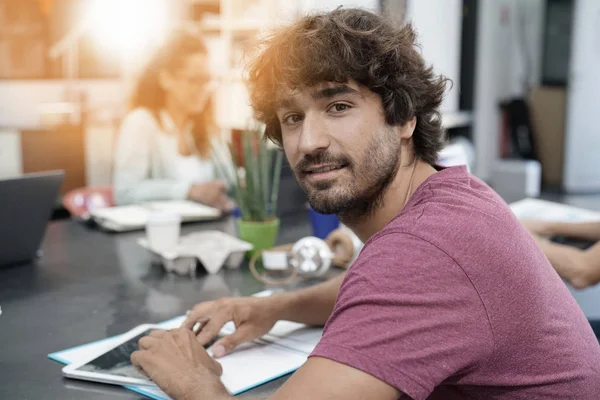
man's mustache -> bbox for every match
[295,153,352,173]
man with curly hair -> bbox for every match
[131,8,600,399]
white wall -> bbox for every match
[563,0,600,192]
[0,80,125,128]
[473,0,546,181]
[0,80,124,186]
[298,0,379,13]
[405,0,462,114]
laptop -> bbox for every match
[0,171,64,267]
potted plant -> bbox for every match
[213,125,283,257]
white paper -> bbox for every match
[510,198,600,222]
[90,200,221,231]
[262,322,323,355]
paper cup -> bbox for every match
[146,211,181,255]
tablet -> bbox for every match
[62,324,164,386]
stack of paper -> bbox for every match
[90,200,222,232]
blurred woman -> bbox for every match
[523,220,600,289]
[113,30,233,210]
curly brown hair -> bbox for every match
[246,8,450,165]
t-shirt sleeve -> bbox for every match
[310,231,494,400]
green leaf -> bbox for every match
[217,124,282,222]
[259,135,270,217]
[211,143,234,187]
[228,142,240,169]
[212,142,250,219]
[243,131,264,221]
[270,150,283,217]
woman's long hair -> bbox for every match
[130,30,216,158]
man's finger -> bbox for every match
[182,305,212,330]
[210,325,258,358]
[130,350,158,380]
[211,358,224,377]
[173,327,196,341]
[190,318,211,335]
[138,336,159,350]
[180,329,224,377]
[195,318,228,346]
[148,330,167,338]
[130,350,145,368]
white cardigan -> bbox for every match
[113,108,230,205]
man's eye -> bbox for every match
[329,103,350,113]
[283,114,303,125]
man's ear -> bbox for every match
[398,117,417,140]
[398,117,417,167]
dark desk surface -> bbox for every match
[0,214,317,399]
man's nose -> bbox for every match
[298,113,331,155]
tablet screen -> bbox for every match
[76,329,152,380]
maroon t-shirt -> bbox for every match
[310,166,600,399]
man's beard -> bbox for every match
[294,127,401,220]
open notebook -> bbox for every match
[49,294,322,398]
[90,200,222,232]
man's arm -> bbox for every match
[273,272,345,325]
[182,273,345,357]
[268,357,402,400]
[206,357,403,400]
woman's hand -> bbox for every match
[521,220,555,238]
[188,180,234,211]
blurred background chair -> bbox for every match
[62,185,114,220]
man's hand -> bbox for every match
[131,329,230,400]
[188,180,234,211]
[183,275,345,357]
[182,296,281,358]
